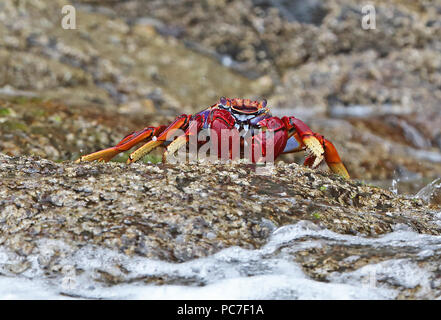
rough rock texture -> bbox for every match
[0,153,440,297]
[0,0,269,112]
[98,0,439,73]
[0,97,162,162]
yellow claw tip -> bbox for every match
[329,163,350,180]
[312,155,324,168]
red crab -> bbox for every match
[76,97,350,179]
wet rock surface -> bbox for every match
[1,153,440,298]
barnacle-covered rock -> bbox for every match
[1,153,439,260]
[1,153,440,298]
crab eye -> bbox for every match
[261,99,267,108]
[220,97,227,105]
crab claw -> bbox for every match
[282,116,350,179]
[304,134,350,179]
[282,116,324,168]
[302,136,325,168]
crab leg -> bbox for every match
[162,114,205,162]
[76,125,166,163]
[320,137,350,179]
[302,134,349,179]
[282,116,350,179]
[127,114,191,163]
[282,116,324,166]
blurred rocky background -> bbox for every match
[0,0,440,192]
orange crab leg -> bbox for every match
[127,114,191,163]
[302,134,350,179]
[321,138,350,179]
[163,114,206,162]
[76,125,166,163]
[282,116,350,179]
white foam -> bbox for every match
[329,259,433,298]
[0,220,440,299]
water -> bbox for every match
[416,178,441,203]
[1,218,440,300]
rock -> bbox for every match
[0,153,439,261]
[0,0,263,112]
[118,99,156,116]
[0,153,440,298]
